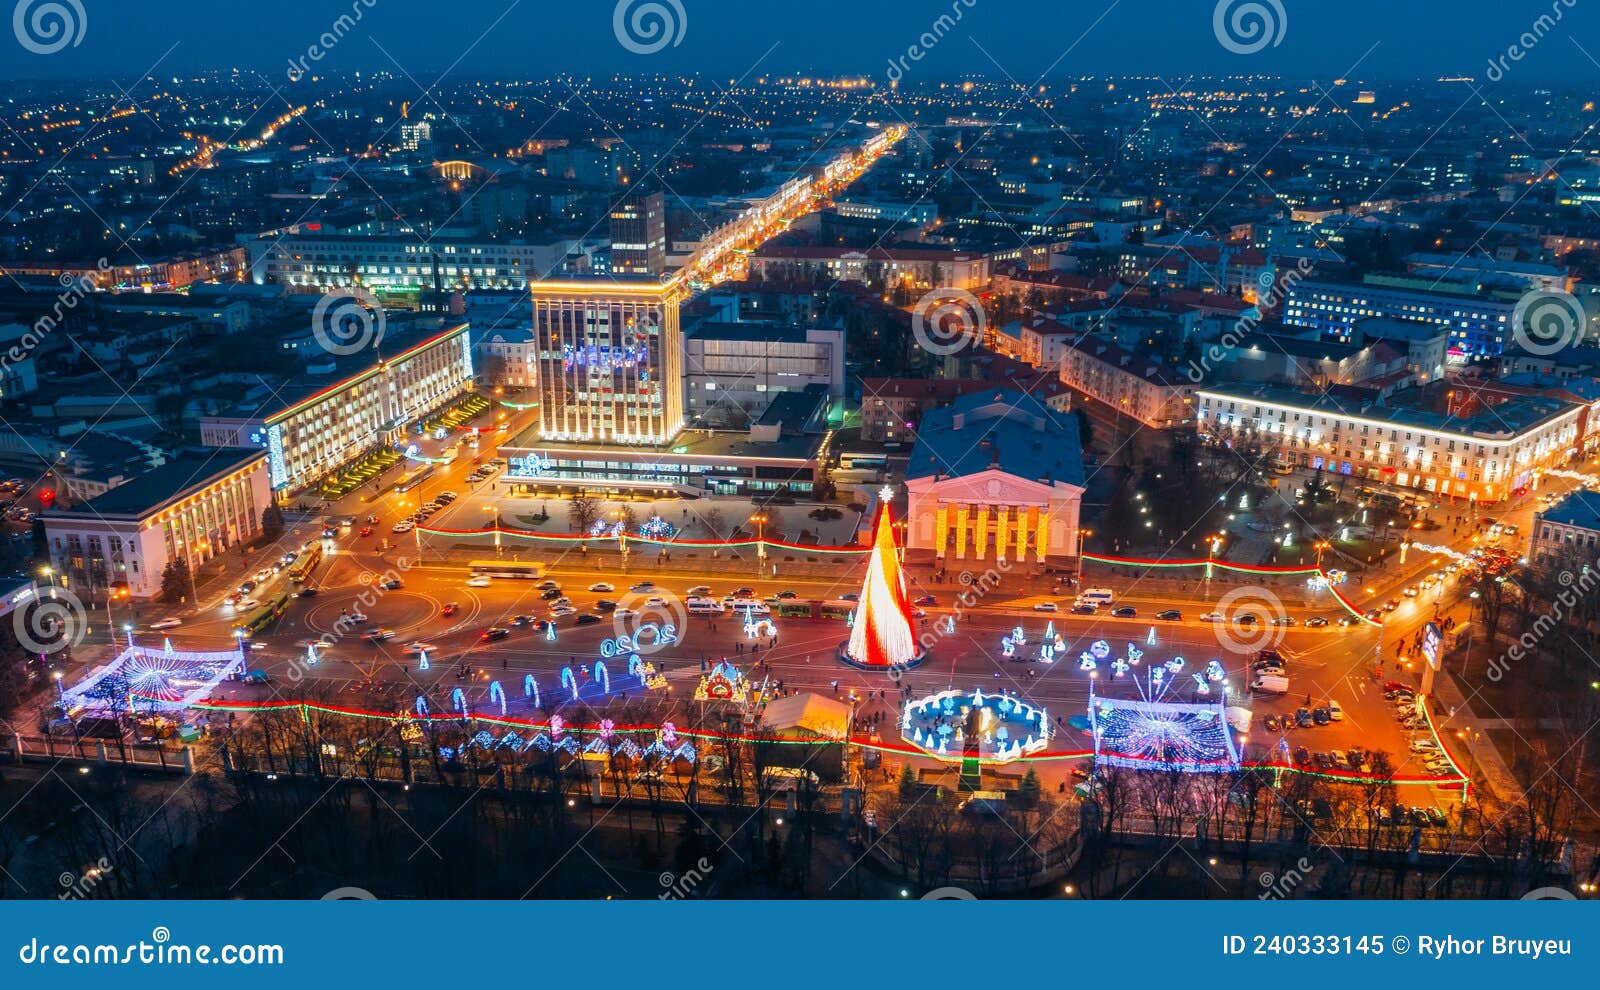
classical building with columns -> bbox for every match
[903,389,1086,572]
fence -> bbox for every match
[1,733,193,774]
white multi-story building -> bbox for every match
[250,233,574,292]
[1196,382,1582,503]
[42,450,271,600]
[1058,335,1198,429]
[683,321,844,425]
[200,323,474,496]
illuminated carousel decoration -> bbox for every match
[838,488,926,670]
[65,640,245,715]
[694,661,750,703]
[1085,646,1241,773]
[900,688,1051,763]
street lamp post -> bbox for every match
[749,512,768,578]
[486,504,502,558]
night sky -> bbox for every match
[4,0,1599,83]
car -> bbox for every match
[1328,749,1347,768]
[1156,609,1182,621]
[1295,708,1313,728]
[1198,612,1223,623]
[466,576,491,588]
[149,617,183,630]
[776,590,799,600]
[437,491,458,501]
[511,614,536,627]
[401,642,437,655]
[645,596,667,607]
[1034,602,1059,612]
[480,627,510,642]
[1328,700,1344,721]
[1293,746,1311,765]
[589,582,616,593]
[359,527,373,538]
[238,581,256,595]
[235,599,259,612]
[839,593,859,602]
[298,586,319,598]
[1254,665,1287,678]
[1313,752,1332,769]
[913,595,937,606]
[1313,707,1332,726]
[1070,604,1097,615]
[224,592,242,607]
[345,611,368,624]
[733,586,755,596]
[1263,715,1281,732]
[541,588,563,600]
[575,613,601,625]
[1271,616,1297,626]
[379,578,402,591]
[392,521,414,534]
[686,585,712,596]
[595,599,618,612]
[550,606,576,617]
[1402,585,1418,598]
[441,602,459,617]
[1383,599,1400,612]
[537,580,561,591]
[1112,606,1137,618]
[1306,616,1329,628]
[613,608,636,621]
[362,628,396,642]
[630,582,655,592]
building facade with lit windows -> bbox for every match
[1196,383,1582,503]
[200,324,474,496]
[249,233,574,292]
[609,191,667,276]
[903,390,1087,572]
[1283,277,1519,357]
[528,277,685,445]
[41,451,270,600]
[1531,489,1600,568]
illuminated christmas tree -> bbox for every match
[840,489,925,670]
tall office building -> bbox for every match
[609,191,666,276]
[529,277,684,444]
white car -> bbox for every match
[437,491,458,501]
[466,575,491,588]
[550,605,577,617]
[149,617,183,630]
[1328,700,1344,721]
[402,642,437,655]
[235,599,259,612]
[613,607,636,620]
[589,582,615,592]
[1199,612,1224,623]
[392,521,415,534]
[1032,602,1058,612]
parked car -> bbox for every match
[595,599,618,612]
[913,595,937,606]
[1070,604,1096,615]
[1328,700,1344,721]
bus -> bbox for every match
[233,590,292,639]
[396,465,434,494]
[820,600,858,621]
[469,560,544,579]
[289,543,323,583]
[774,599,817,618]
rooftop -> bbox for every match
[907,388,1085,488]
[1540,489,1600,532]
[1198,381,1578,441]
[46,449,265,520]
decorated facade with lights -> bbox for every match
[528,277,685,445]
